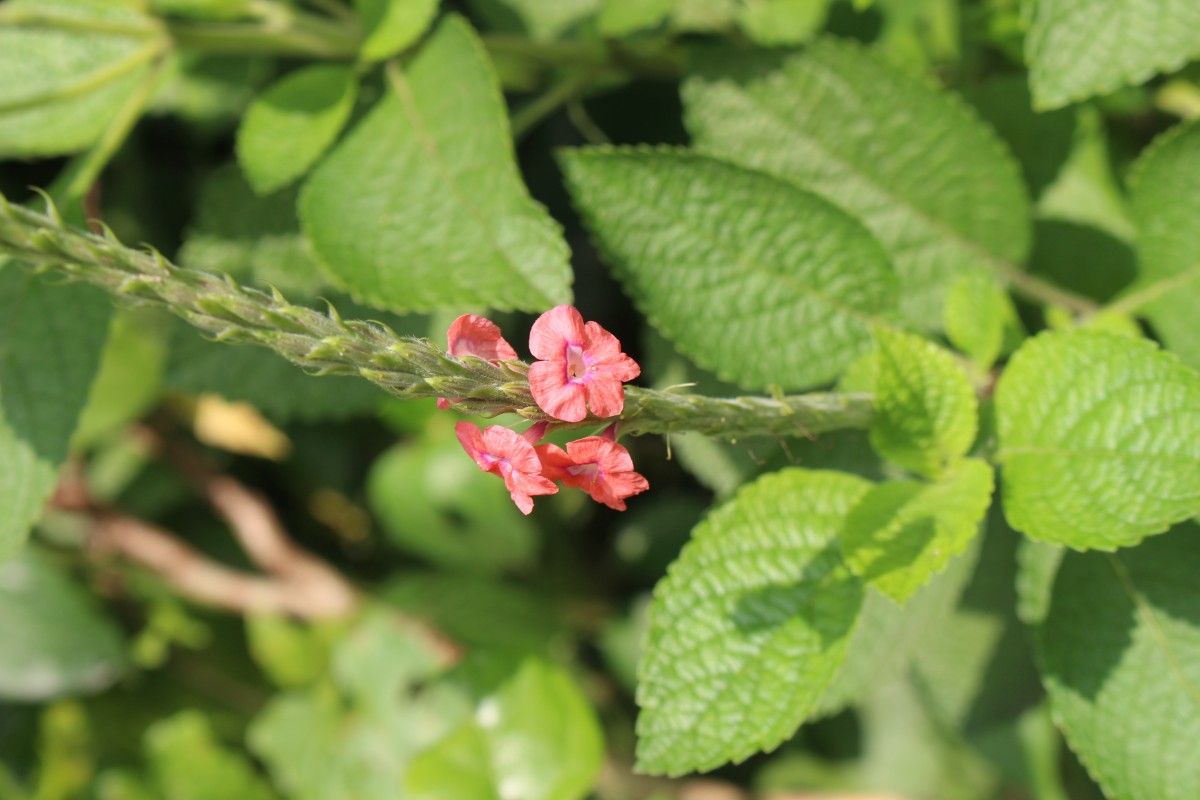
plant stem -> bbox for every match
[54,55,169,205]
[511,71,598,140]
[987,255,1101,316]
[0,198,874,442]
[1093,263,1200,320]
[166,1,362,58]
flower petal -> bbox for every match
[582,321,622,361]
[455,422,488,468]
[529,305,585,361]
[481,425,541,474]
[530,360,588,422]
[447,314,518,361]
[584,372,626,419]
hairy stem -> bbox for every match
[0,197,873,440]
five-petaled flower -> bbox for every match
[528,305,640,423]
[455,422,556,515]
[537,435,649,511]
[438,314,518,409]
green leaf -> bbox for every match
[236,65,358,195]
[145,712,277,800]
[870,328,978,478]
[382,572,563,652]
[1035,524,1200,800]
[0,14,155,157]
[842,458,994,604]
[366,437,538,574]
[1027,0,1200,110]
[636,469,869,775]
[943,271,1021,370]
[912,516,1043,734]
[814,540,977,717]
[684,40,1030,328]
[996,330,1200,549]
[246,613,336,688]
[331,607,445,711]
[0,272,111,563]
[300,15,572,313]
[406,724,499,800]
[0,550,125,700]
[73,310,168,450]
[598,0,679,35]
[250,614,471,800]
[1129,120,1200,370]
[409,659,604,800]
[354,0,440,61]
[560,148,896,391]
[737,0,829,45]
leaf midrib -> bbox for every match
[385,57,556,309]
[694,52,1024,279]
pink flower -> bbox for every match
[528,306,640,423]
[455,422,557,514]
[536,436,649,511]
[438,314,519,410]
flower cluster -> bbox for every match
[442,306,646,514]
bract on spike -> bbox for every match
[29,188,61,227]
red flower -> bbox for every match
[537,436,649,511]
[528,306,639,423]
[438,314,518,409]
[455,422,557,514]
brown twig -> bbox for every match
[59,436,461,664]
[89,512,352,618]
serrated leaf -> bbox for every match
[684,40,1030,328]
[870,328,978,478]
[842,458,993,604]
[354,0,440,61]
[737,0,829,45]
[996,330,1200,549]
[0,12,155,157]
[0,550,126,700]
[236,65,358,195]
[300,15,571,313]
[0,272,111,563]
[1027,0,1200,110]
[598,0,679,35]
[636,469,868,775]
[1129,120,1200,370]
[145,712,277,800]
[1036,524,1200,800]
[561,148,896,391]
[943,271,1020,370]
